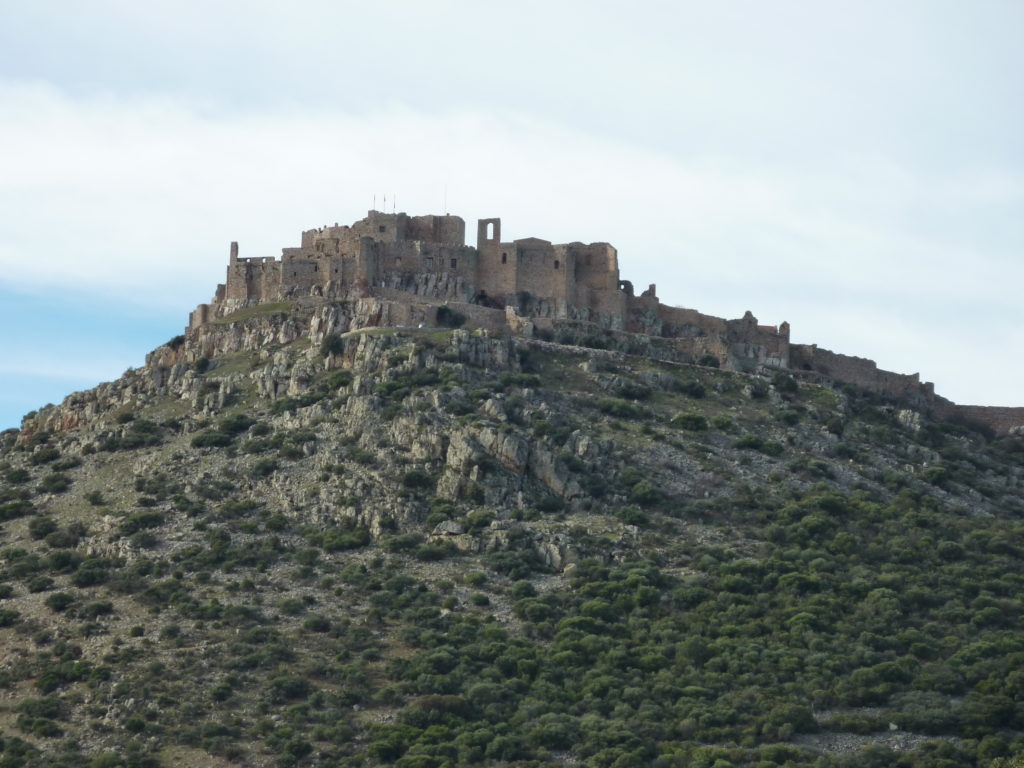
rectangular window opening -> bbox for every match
[450,258,457,269]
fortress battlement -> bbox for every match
[188,209,1024,435]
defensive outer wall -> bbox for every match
[189,209,1024,436]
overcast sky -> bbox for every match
[1,1,1022,430]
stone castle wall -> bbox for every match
[789,345,933,403]
[186,208,1024,435]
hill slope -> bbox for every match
[2,312,1024,768]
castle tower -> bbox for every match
[477,218,501,251]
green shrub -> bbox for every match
[119,511,164,537]
[414,542,455,561]
[320,333,345,357]
[269,676,312,702]
[536,495,565,513]
[629,480,663,507]
[191,430,234,448]
[772,373,799,395]
[671,413,708,431]
[614,381,651,400]
[270,394,320,414]
[45,592,76,612]
[922,465,950,487]
[28,516,58,540]
[313,526,371,551]
[0,500,34,521]
[733,435,763,451]
[401,470,434,490]
[778,409,801,425]
[38,473,71,494]
[29,448,60,465]
[79,600,114,619]
[5,468,30,483]
[220,413,256,435]
[28,576,54,593]
[71,558,110,587]
[45,527,83,549]
[597,398,648,420]
[615,506,649,525]
[303,615,331,633]
[102,419,164,451]
[679,380,706,398]
[384,533,424,553]
[252,458,278,477]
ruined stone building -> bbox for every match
[188,210,1024,435]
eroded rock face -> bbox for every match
[20,299,517,440]
[23,288,1023,589]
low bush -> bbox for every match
[29,448,61,466]
[38,474,71,494]
[596,398,649,420]
[678,380,706,398]
[28,517,58,540]
[44,592,76,612]
[5,468,30,484]
[191,430,234,449]
[671,413,708,431]
[320,333,345,357]
[0,500,34,521]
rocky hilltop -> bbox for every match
[2,257,1024,767]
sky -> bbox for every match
[1,1,1022,430]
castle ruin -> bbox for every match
[189,209,1024,435]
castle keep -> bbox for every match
[193,210,626,326]
[189,209,1024,435]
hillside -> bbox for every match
[2,304,1024,768]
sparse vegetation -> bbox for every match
[2,322,1023,768]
